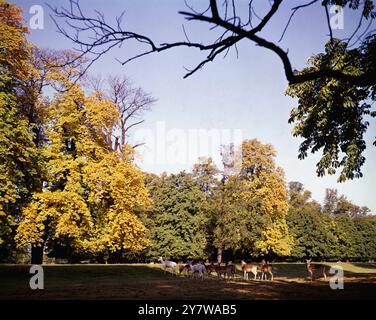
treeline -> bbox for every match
[133,167,376,263]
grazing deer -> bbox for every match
[241,260,258,280]
[179,263,190,275]
[306,259,327,281]
[260,259,273,281]
[188,261,206,280]
[158,257,177,275]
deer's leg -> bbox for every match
[270,272,273,281]
[323,268,327,280]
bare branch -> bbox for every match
[278,0,319,42]
[50,0,375,87]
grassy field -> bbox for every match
[1,262,375,300]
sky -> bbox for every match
[13,0,376,212]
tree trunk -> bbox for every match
[216,175,226,264]
[31,245,43,264]
[217,247,222,264]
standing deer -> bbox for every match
[188,261,206,280]
[205,262,216,276]
[226,262,236,279]
[215,263,228,279]
[306,259,327,281]
[158,257,177,275]
[260,259,273,281]
[241,260,258,280]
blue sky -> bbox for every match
[14,0,376,212]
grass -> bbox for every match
[0,262,375,300]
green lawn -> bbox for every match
[1,262,375,300]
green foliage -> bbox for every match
[0,4,41,259]
[287,207,336,259]
[206,140,291,258]
[287,37,376,182]
[143,172,208,260]
[287,182,376,261]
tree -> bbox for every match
[142,172,208,260]
[15,81,151,261]
[322,188,370,216]
[0,76,37,261]
[330,214,358,259]
[192,156,219,196]
[210,139,292,259]
[88,75,156,150]
[323,188,339,215]
[288,181,321,211]
[287,38,376,182]
[50,0,376,181]
[287,207,336,260]
[353,216,376,260]
[0,0,41,261]
[286,182,335,259]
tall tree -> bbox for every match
[210,140,292,259]
[143,172,208,260]
[0,0,40,261]
[15,81,151,260]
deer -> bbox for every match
[179,263,190,275]
[188,261,206,280]
[158,257,177,275]
[205,262,216,276]
[260,259,273,281]
[215,263,228,279]
[306,259,327,281]
[226,261,236,279]
[241,260,258,280]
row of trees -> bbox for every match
[287,183,376,260]
[137,153,376,263]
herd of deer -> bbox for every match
[158,257,273,280]
[158,257,327,281]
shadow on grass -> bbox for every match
[1,264,375,300]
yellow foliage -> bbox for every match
[254,219,293,257]
[15,79,151,254]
